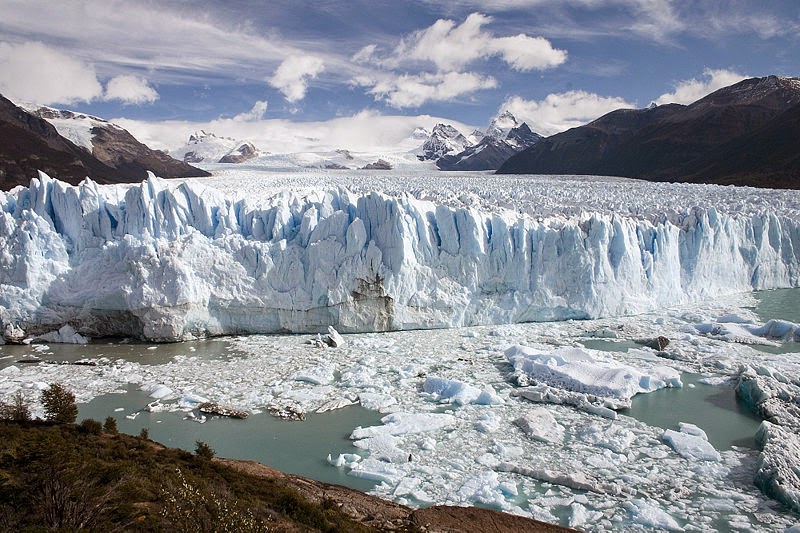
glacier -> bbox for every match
[1,171,799,342]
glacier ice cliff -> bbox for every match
[1,172,799,342]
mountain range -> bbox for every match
[2,75,799,191]
[0,95,208,190]
[498,76,800,189]
[417,111,542,171]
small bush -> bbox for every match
[103,416,118,434]
[79,418,103,435]
[41,383,78,424]
[139,428,149,440]
[195,440,215,460]
[0,391,31,421]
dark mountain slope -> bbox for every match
[0,95,208,191]
[498,76,800,188]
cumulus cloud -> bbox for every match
[104,74,159,104]
[392,12,566,72]
[268,55,325,102]
[364,71,497,108]
[488,34,568,71]
[232,100,268,122]
[0,41,103,105]
[502,91,634,136]
[654,68,748,105]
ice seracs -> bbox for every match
[1,172,799,342]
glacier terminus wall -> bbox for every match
[1,171,799,342]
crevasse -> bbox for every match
[1,172,799,341]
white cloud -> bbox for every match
[0,41,103,105]
[352,44,377,64]
[391,12,566,72]
[269,55,325,102]
[0,1,314,88]
[232,100,268,122]
[488,34,567,71]
[654,68,748,105]
[502,91,634,136]
[104,74,159,104]
[365,71,497,108]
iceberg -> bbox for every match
[506,345,682,407]
[1,172,799,341]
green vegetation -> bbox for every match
[0,391,31,421]
[195,440,215,460]
[0,420,375,532]
[104,416,118,433]
[41,382,78,424]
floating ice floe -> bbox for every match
[624,498,683,531]
[513,408,565,444]
[422,376,504,405]
[662,424,721,462]
[350,412,457,439]
[683,317,800,345]
[506,345,682,408]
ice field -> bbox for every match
[1,170,798,341]
[1,170,800,530]
[1,290,799,530]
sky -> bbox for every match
[0,0,798,151]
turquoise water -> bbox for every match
[620,373,762,449]
[78,385,383,492]
[0,337,246,369]
[755,288,800,323]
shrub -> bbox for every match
[139,428,149,440]
[0,391,31,421]
[41,383,78,424]
[79,418,103,435]
[103,416,118,434]
[195,440,215,460]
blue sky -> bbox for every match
[0,0,798,146]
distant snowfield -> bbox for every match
[1,168,799,342]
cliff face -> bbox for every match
[0,95,209,191]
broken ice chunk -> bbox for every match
[662,426,721,462]
[350,412,457,439]
[513,408,565,444]
[624,498,683,531]
[422,376,504,405]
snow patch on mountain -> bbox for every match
[22,104,123,152]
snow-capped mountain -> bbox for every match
[175,130,261,164]
[415,124,472,161]
[437,112,542,171]
[484,110,519,140]
[0,96,208,190]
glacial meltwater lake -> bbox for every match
[2,287,799,531]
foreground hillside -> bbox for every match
[0,421,567,532]
[498,76,800,189]
[0,95,209,191]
